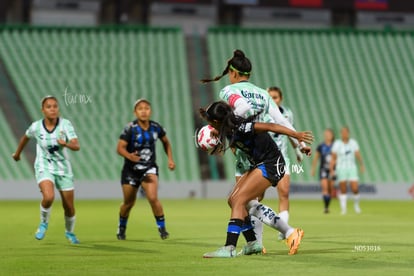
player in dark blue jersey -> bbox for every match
[311,128,335,213]
[200,101,313,258]
[116,99,175,240]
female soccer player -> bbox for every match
[330,126,364,215]
[202,50,311,250]
[311,128,336,213]
[200,101,313,258]
[267,86,303,238]
[116,98,175,240]
[12,96,80,244]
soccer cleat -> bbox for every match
[354,204,361,214]
[237,241,263,256]
[117,227,126,240]
[286,228,304,255]
[203,245,236,258]
[159,227,169,240]
[65,231,80,244]
[324,208,330,214]
[35,222,48,240]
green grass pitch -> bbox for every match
[0,199,413,275]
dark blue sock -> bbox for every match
[242,216,256,242]
[155,215,166,228]
[225,218,243,247]
[323,195,331,208]
[119,215,128,228]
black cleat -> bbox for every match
[117,227,126,240]
[159,227,169,240]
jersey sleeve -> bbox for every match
[158,124,166,138]
[219,85,251,116]
[119,123,133,142]
[64,120,78,140]
[287,108,294,125]
[25,122,36,138]
[331,141,339,153]
[353,140,360,151]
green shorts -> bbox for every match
[336,167,358,182]
[235,150,252,177]
[35,170,74,191]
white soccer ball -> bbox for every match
[196,125,219,153]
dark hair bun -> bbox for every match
[233,49,245,58]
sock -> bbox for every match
[40,204,51,224]
[119,214,128,229]
[353,194,360,204]
[353,193,360,209]
[339,194,347,212]
[246,199,260,210]
[250,203,291,236]
[225,218,243,247]
[155,215,166,229]
[65,216,76,233]
[279,210,289,224]
[323,195,331,209]
[241,216,257,243]
[250,216,263,244]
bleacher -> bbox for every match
[0,108,33,180]
[0,26,200,181]
[207,28,414,183]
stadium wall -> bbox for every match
[1,181,412,200]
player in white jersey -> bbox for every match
[330,126,365,214]
[267,87,303,239]
[202,50,311,254]
[13,96,81,244]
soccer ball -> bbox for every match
[196,125,219,153]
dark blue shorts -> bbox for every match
[255,156,285,187]
[121,165,159,187]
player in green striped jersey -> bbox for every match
[13,96,81,244]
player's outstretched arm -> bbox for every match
[254,122,313,144]
[12,135,30,161]
[160,136,176,171]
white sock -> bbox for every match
[246,199,260,210]
[353,194,360,205]
[250,216,263,244]
[65,216,76,233]
[40,204,51,224]
[278,210,289,224]
[339,194,347,213]
[353,194,361,212]
[249,203,291,236]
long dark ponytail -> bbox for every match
[199,101,259,152]
[201,49,252,83]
